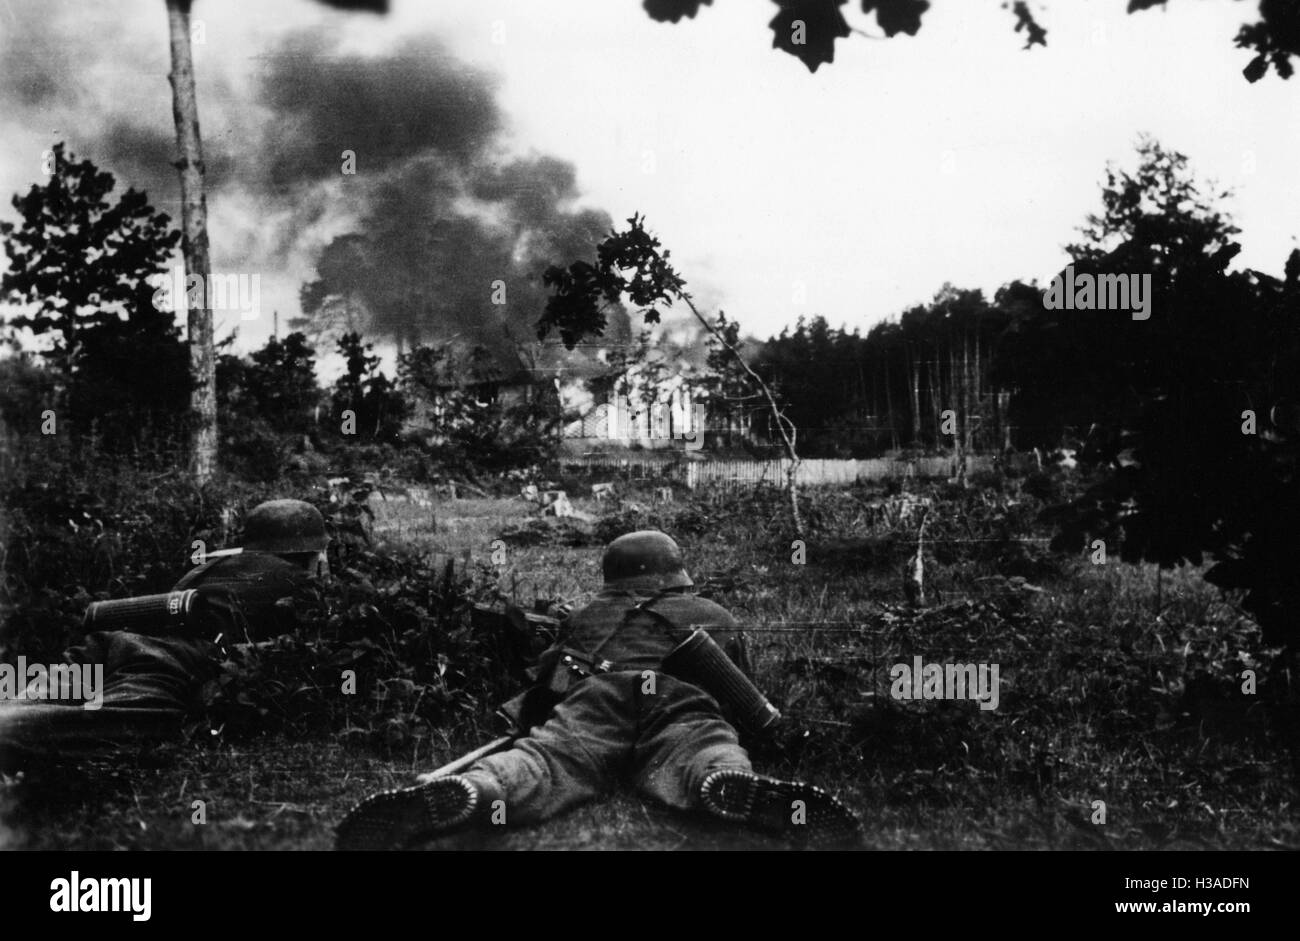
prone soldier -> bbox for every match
[0,499,327,761]
[336,530,860,849]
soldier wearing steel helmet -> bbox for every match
[0,499,327,758]
[336,529,859,849]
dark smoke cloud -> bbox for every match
[256,30,503,190]
[0,6,630,364]
[0,2,90,109]
[272,29,632,361]
[298,148,630,362]
[0,1,234,221]
[472,155,580,227]
[100,120,238,210]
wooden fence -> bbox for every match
[562,454,997,489]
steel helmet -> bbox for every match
[602,530,693,591]
[242,499,329,555]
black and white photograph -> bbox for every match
[0,0,1296,909]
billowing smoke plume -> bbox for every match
[0,1,239,222]
[268,29,633,362]
[0,5,631,366]
[258,30,502,189]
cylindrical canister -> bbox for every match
[83,589,204,635]
[662,628,781,736]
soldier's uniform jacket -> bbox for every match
[69,550,316,680]
[172,550,315,643]
[556,588,748,673]
[501,587,752,732]
[0,551,316,755]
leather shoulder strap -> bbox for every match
[171,556,225,590]
[626,592,692,644]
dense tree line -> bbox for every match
[213,330,558,480]
[751,288,1012,459]
[743,140,1298,476]
[538,138,1300,648]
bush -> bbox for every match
[199,540,507,743]
[0,446,284,663]
[0,439,526,748]
[0,358,59,437]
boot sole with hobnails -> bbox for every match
[335,775,478,851]
[699,768,861,847]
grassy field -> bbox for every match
[3,477,1298,850]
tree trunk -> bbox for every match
[950,341,964,485]
[167,0,217,482]
[928,346,941,448]
[908,344,921,445]
[960,330,973,486]
[884,354,898,451]
[681,296,803,537]
[862,361,871,440]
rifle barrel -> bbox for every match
[427,735,514,779]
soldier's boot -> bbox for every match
[335,774,498,851]
[699,768,861,847]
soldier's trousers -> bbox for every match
[0,633,215,759]
[464,670,751,823]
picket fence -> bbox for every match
[563,454,997,489]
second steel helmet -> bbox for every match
[242,499,329,555]
[602,530,693,592]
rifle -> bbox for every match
[412,602,567,783]
[417,734,515,783]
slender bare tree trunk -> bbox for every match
[928,347,941,448]
[884,354,898,451]
[908,344,921,445]
[166,0,217,482]
[862,362,871,435]
[681,296,804,537]
[950,341,965,485]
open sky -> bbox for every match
[1,0,1298,359]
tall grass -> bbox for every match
[4,447,1296,848]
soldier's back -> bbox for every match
[561,588,739,672]
[173,551,313,642]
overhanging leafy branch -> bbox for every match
[539,213,807,536]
